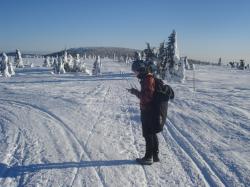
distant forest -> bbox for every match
[188,59,218,66]
[4,47,218,65]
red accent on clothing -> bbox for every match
[139,73,155,110]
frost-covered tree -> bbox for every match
[189,63,195,70]
[43,56,51,67]
[133,51,141,61]
[143,43,156,62]
[92,56,101,75]
[239,59,245,70]
[218,57,222,66]
[156,42,166,78]
[53,57,59,73]
[161,30,186,82]
[1,53,11,77]
[166,30,180,74]
[73,54,81,72]
[229,61,235,68]
[15,49,24,68]
[125,55,131,64]
[63,51,72,72]
[29,62,34,68]
[175,60,185,82]
[8,58,15,76]
[183,56,190,70]
[58,57,66,74]
[68,54,74,70]
[79,61,88,73]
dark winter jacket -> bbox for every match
[132,73,167,136]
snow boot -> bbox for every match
[153,152,160,162]
[152,134,160,162]
[136,155,153,165]
[136,136,153,165]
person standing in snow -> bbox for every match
[127,60,160,165]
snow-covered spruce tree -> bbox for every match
[73,53,90,73]
[15,49,24,68]
[92,56,101,75]
[133,51,141,61]
[50,57,54,66]
[73,54,81,72]
[64,52,74,72]
[1,53,11,77]
[53,57,59,73]
[166,30,179,74]
[176,58,185,82]
[43,56,51,67]
[239,59,245,70]
[79,60,88,73]
[157,42,167,79]
[58,57,66,74]
[189,63,195,70]
[63,50,68,62]
[62,50,70,72]
[125,55,131,64]
[75,54,91,74]
[218,57,222,66]
[8,57,15,76]
[183,56,190,70]
[144,43,156,62]
[68,54,74,70]
[165,30,185,82]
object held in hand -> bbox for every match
[126,88,137,94]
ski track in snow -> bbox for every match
[70,84,110,187]
[164,119,225,187]
[172,90,249,186]
[0,105,42,186]
[0,98,106,187]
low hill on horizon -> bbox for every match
[46,47,140,58]
[3,47,220,65]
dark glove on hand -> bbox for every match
[127,88,139,95]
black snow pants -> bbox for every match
[144,134,159,157]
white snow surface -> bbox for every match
[0,59,249,187]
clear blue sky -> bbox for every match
[1,0,250,62]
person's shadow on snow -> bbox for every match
[0,160,137,178]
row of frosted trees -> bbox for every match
[0,49,103,78]
[228,59,249,70]
[0,49,24,77]
[44,51,102,75]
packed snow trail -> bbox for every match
[0,59,249,186]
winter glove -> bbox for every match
[127,88,139,96]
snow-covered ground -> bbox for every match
[0,59,249,187]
